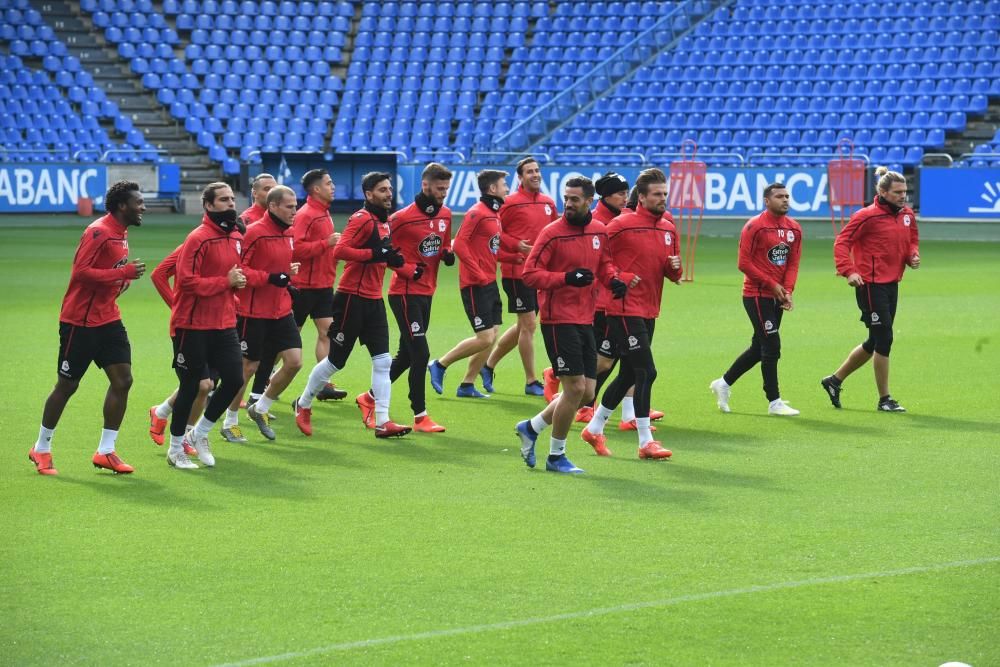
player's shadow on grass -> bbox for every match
[662,461,784,491]
[57,475,207,508]
[245,438,369,469]
[622,426,764,452]
[581,472,712,507]
[733,414,886,436]
[359,433,483,467]
[197,458,318,500]
[898,413,1000,434]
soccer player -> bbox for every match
[360,162,453,432]
[166,182,248,469]
[581,168,678,460]
[428,170,523,398]
[482,156,559,396]
[293,172,411,438]
[239,172,276,225]
[148,242,213,447]
[709,183,803,416]
[222,185,303,441]
[289,168,345,403]
[820,166,920,412]
[28,180,146,475]
[514,176,630,474]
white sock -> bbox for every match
[530,413,549,434]
[223,409,239,428]
[192,416,215,441]
[372,353,392,427]
[414,410,427,419]
[154,398,173,420]
[300,358,338,409]
[255,394,274,414]
[636,417,653,446]
[168,433,184,454]
[35,425,54,453]
[97,428,118,455]
[549,436,566,457]
[622,396,636,421]
[587,404,614,435]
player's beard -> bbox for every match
[566,208,592,227]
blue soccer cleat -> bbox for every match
[524,380,545,396]
[545,454,584,474]
[456,384,489,399]
[479,365,495,393]
[515,420,536,468]
[428,359,446,395]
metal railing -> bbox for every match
[648,151,746,166]
[957,152,1000,164]
[746,151,871,167]
[920,152,954,166]
[488,0,730,153]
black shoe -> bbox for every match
[316,383,348,401]
[820,375,842,408]
[877,397,906,412]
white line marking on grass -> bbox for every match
[215,556,1000,666]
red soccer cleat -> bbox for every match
[92,451,135,474]
[618,419,657,432]
[649,408,665,421]
[182,437,197,456]
[413,415,446,432]
[375,420,411,438]
[355,391,375,429]
[293,398,312,436]
[575,405,595,423]
[28,447,58,476]
[542,367,560,403]
[581,428,612,457]
[638,441,672,460]
[148,406,167,446]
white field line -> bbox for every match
[214,556,1000,667]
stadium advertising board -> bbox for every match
[919,167,1000,220]
[397,164,834,218]
[0,163,107,213]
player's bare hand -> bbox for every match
[130,259,146,278]
[629,275,641,288]
[328,232,341,246]
[846,273,864,287]
[771,284,788,301]
[517,240,532,254]
[289,262,301,276]
[668,255,681,270]
[908,254,920,269]
[228,264,247,288]
[781,296,794,311]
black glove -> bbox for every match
[609,277,627,299]
[441,249,456,266]
[286,284,300,299]
[371,237,395,263]
[412,263,425,281]
[268,272,290,287]
[564,268,594,287]
[386,247,404,268]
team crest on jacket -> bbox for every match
[236,240,242,254]
[419,232,442,257]
[438,220,446,232]
[544,204,552,216]
[664,232,673,246]
[903,215,911,227]
[768,243,790,266]
[786,230,795,243]
[489,233,500,254]
[592,235,600,250]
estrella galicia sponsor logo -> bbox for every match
[768,243,790,266]
[489,233,500,255]
[419,232,442,257]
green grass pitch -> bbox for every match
[1,217,998,666]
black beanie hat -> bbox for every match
[595,172,629,198]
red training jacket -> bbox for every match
[591,199,621,312]
[499,184,559,280]
[170,215,243,331]
[291,196,338,290]
[334,205,391,299]
[834,199,919,284]
[387,200,453,296]
[240,202,267,226]
[59,214,139,327]
[522,216,622,325]
[454,199,523,288]
[604,204,682,319]
[238,212,295,319]
[151,244,181,307]
[738,209,803,298]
